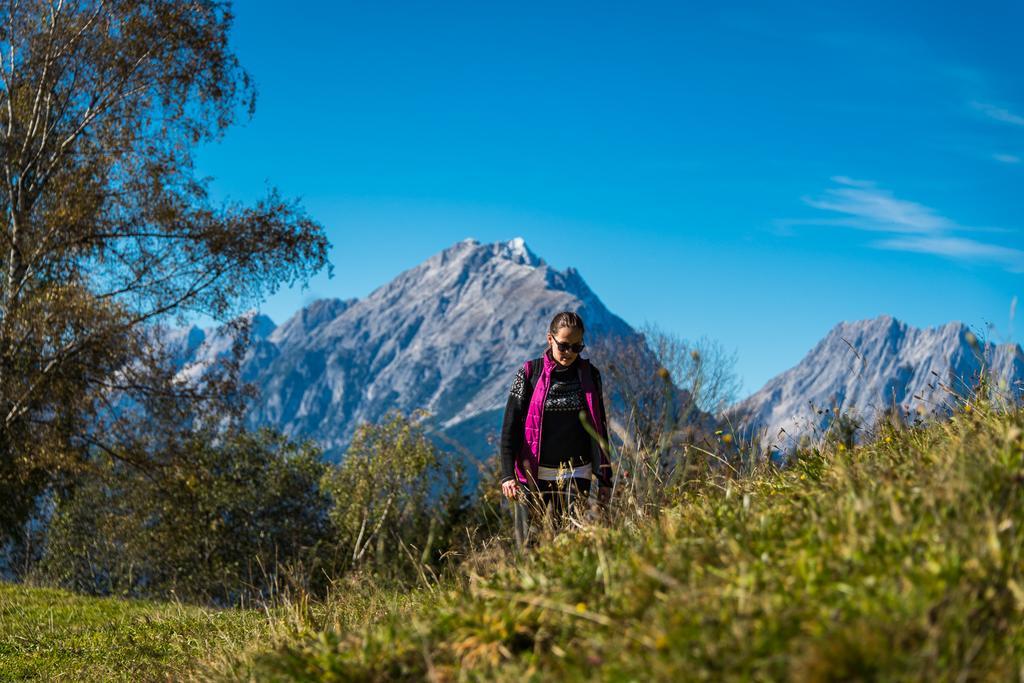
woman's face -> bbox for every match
[547,326,584,367]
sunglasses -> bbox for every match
[551,338,585,354]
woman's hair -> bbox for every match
[548,311,585,336]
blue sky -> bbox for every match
[195,0,1022,394]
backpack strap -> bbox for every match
[522,357,543,398]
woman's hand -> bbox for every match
[501,479,519,500]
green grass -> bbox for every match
[0,583,268,681]
[5,401,1023,681]
[233,401,1024,681]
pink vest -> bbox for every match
[514,353,609,485]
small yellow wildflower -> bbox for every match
[575,602,587,614]
[722,434,733,444]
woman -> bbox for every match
[499,311,613,534]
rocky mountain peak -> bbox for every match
[501,236,543,267]
[179,238,635,464]
[731,314,1023,450]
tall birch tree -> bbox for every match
[0,1,328,538]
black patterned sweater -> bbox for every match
[499,355,611,486]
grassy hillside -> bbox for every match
[4,401,1021,681]
[229,402,1024,681]
[0,583,268,681]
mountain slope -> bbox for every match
[731,315,1024,447]
[179,238,636,463]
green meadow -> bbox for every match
[233,401,1024,681]
[4,400,1022,681]
[0,583,267,681]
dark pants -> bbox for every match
[536,477,591,518]
[512,477,591,547]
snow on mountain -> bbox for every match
[730,315,1024,449]
[168,311,276,383]
[180,238,636,463]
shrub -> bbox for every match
[322,411,466,582]
[35,429,330,605]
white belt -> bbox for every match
[537,463,592,481]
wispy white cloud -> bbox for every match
[799,177,1022,272]
[972,101,1024,127]
[874,236,1024,273]
[993,152,1021,164]
[828,175,876,189]
[802,176,956,234]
